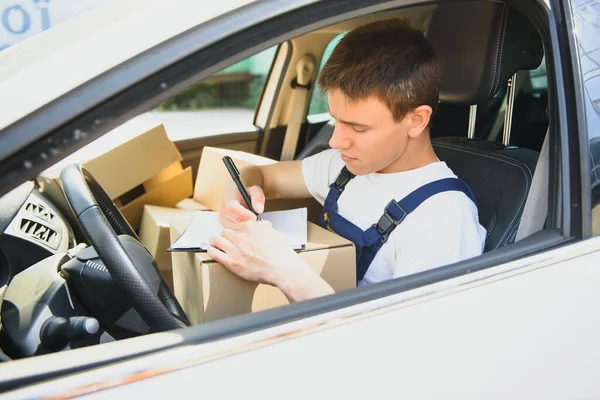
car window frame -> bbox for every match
[563,0,600,238]
[539,0,585,240]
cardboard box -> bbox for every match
[120,165,193,231]
[38,121,182,200]
[175,198,210,211]
[36,121,188,231]
[170,219,356,324]
[139,205,196,290]
[192,147,322,224]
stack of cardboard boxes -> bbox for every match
[169,217,356,324]
[37,120,193,231]
[37,121,356,324]
[143,145,357,323]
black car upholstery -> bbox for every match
[296,1,544,251]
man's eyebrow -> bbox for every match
[330,113,371,128]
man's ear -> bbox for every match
[406,105,433,139]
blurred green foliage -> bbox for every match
[157,76,267,111]
[308,83,329,115]
[157,46,276,112]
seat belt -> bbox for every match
[280,55,316,161]
[515,130,549,241]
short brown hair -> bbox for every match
[317,18,442,122]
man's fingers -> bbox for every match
[220,227,240,242]
[209,234,236,255]
[226,200,257,221]
[231,219,272,233]
[218,211,242,229]
[231,220,252,232]
[207,245,231,267]
[247,186,265,214]
[218,212,244,229]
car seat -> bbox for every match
[296,1,544,251]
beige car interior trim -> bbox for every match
[516,130,550,241]
[280,54,317,160]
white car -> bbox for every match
[0,0,599,398]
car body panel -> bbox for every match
[112,240,600,399]
[0,0,258,132]
[4,234,600,398]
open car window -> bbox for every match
[151,46,277,141]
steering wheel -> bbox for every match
[60,164,189,332]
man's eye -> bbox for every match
[353,126,367,133]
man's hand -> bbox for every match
[216,161,311,230]
[207,220,335,302]
[218,185,265,229]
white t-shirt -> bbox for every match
[301,149,487,286]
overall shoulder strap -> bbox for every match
[321,166,356,226]
[330,166,355,192]
[358,178,476,281]
[398,177,476,212]
[369,178,476,245]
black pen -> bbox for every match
[222,156,262,221]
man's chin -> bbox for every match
[343,162,369,176]
[340,155,377,175]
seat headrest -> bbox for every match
[427,1,543,105]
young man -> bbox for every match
[207,19,487,301]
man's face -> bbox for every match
[327,89,413,175]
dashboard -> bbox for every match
[0,181,109,359]
[0,181,75,287]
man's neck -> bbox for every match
[377,137,438,174]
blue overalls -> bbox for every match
[320,167,477,282]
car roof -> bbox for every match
[0,0,257,132]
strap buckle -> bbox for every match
[331,168,355,190]
[373,200,407,243]
[291,77,312,90]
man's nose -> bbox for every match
[328,125,351,150]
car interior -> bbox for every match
[0,0,558,367]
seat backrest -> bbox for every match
[432,138,538,250]
[295,120,334,160]
[426,2,543,250]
